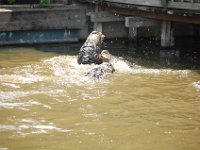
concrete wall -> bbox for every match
[0,29,79,45]
[0,6,89,44]
[0,7,86,31]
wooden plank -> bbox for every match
[168,1,200,10]
[104,0,162,7]
[91,11,125,22]
[125,17,160,27]
[129,20,160,28]
[104,5,200,24]
[85,0,200,10]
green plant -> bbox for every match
[8,0,15,4]
[40,0,51,4]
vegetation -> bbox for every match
[0,0,51,5]
[40,0,50,4]
[7,0,15,4]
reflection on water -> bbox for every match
[0,44,200,150]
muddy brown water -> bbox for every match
[0,44,199,150]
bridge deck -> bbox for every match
[86,0,200,11]
[100,0,200,11]
[83,0,200,24]
[82,0,200,47]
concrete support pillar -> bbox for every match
[94,22,102,32]
[161,0,168,9]
[128,27,138,47]
[93,3,103,32]
[161,21,174,47]
[129,27,137,40]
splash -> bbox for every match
[193,81,200,91]
[108,55,191,76]
[0,54,193,90]
[0,53,194,108]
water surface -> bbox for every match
[0,44,199,150]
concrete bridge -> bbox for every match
[84,0,200,11]
[82,0,200,47]
[0,0,199,47]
